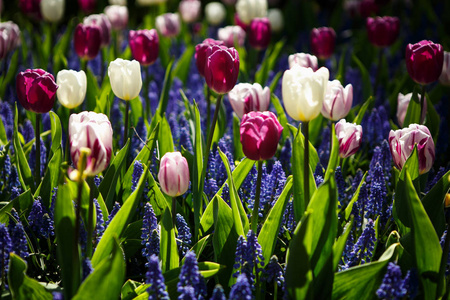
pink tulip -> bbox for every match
[0,21,21,54]
[321,80,353,121]
[288,53,318,71]
[129,29,159,66]
[204,45,240,94]
[74,23,101,60]
[155,13,181,38]
[248,17,271,50]
[310,27,336,60]
[396,92,427,127]
[228,83,270,118]
[335,119,363,158]
[439,51,450,86]
[84,14,112,47]
[218,26,246,48]
[405,40,444,85]
[0,31,8,60]
[366,16,399,48]
[158,152,190,197]
[195,38,224,77]
[179,0,201,24]
[104,5,128,30]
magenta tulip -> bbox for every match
[234,13,248,31]
[129,29,159,66]
[78,0,96,14]
[158,152,190,197]
[16,69,58,114]
[74,23,101,60]
[405,40,444,85]
[240,111,283,161]
[0,31,7,60]
[204,45,240,94]
[228,83,270,118]
[249,17,271,50]
[310,27,336,60]
[366,16,399,48]
[19,0,42,20]
[321,80,353,121]
[195,38,224,77]
[358,0,379,18]
[84,14,112,47]
[288,53,318,71]
[335,119,363,158]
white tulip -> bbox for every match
[56,70,87,109]
[268,8,283,33]
[235,0,267,25]
[108,58,142,101]
[282,65,329,122]
[205,2,226,26]
[40,0,64,23]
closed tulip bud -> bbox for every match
[0,22,21,53]
[335,119,362,158]
[406,40,444,85]
[179,0,201,24]
[248,17,271,50]
[288,53,318,71]
[108,58,142,101]
[439,51,450,86]
[155,13,181,38]
[0,31,8,60]
[40,0,64,23]
[218,26,246,48]
[204,45,240,94]
[205,2,226,26]
[282,66,329,122]
[84,14,112,47]
[310,27,336,60]
[321,80,353,121]
[229,83,270,118]
[366,16,399,48]
[129,29,159,66]
[69,112,113,176]
[74,24,101,60]
[16,69,58,114]
[195,38,224,77]
[78,0,96,14]
[158,152,190,197]
[396,92,427,127]
[104,5,128,30]
[235,0,268,25]
[268,8,284,33]
[19,0,42,20]
[56,70,87,109]
[240,111,283,161]
[388,124,435,174]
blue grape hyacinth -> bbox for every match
[146,254,170,300]
[177,251,207,300]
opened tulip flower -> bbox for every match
[288,53,318,71]
[156,13,181,38]
[228,83,270,118]
[218,26,246,48]
[205,2,226,26]
[204,45,240,95]
[235,0,268,25]
[366,16,400,48]
[108,58,142,101]
[321,80,353,121]
[388,124,435,174]
[396,92,427,127]
[248,17,271,50]
[84,14,112,47]
[40,0,64,23]
[179,0,201,24]
[406,40,443,85]
[74,23,102,60]
[0,21,21,54]
[129,29,159,66]
[439,51,450,86]
[195,38,224,77]
[56,70,87,109]
[310,27,336,60]
[335,119,363,158]
[104,5,128,30]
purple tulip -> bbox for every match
[104,5,128,31]
[240,111,283,161]
[366,16,400,48]
[439,51,450,86]
[155,13,181,38]
[84,13,112,47]
[16,69,58,114]
[321,80,353,121]
[129,29,159,66]
[358,0,379,18]
[248,17,271,50]
[396,92,427,127]
[228,83,270,118]
[74,23,101,60]
[288,53,318,71]
[195,38,224,77]
[405,40,444,85]
[335,119,363,158]
[204,45,240,94]
[310,27,336,60]
[218,26,246,48]
[19,0,42,20]
[388,124,435,174]
[78,0,96,14]
[158,152,190,197]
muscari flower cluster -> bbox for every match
[28,197,54,239]
[341,218,376,270]
[105,202,121,228]
[94,199,105,245]
[29,137,47,178]
[0,147,21,199]
[141,202,160,265]
[263,255,285,289]
[229,273,253,300]
[177,251,207,300]
[210,285,227,300]
[176,213,192,258]
[233,230,265,286]
[8,209,29,259]
[146,254,170,300]
[376,262,417,299]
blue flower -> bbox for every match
[210,285,226,300]
[177,251,207,300]
[0,223,12,273]
[106,202,121,228]
[146,255,170,300]
[376,262,407,300]
[229,273,253,300]
[279,138,292,174]
[233,230,265,286]
[28,197,54,239]
[94,199,104,245]
[9,213,29,259]
[263,255,284,288]
[132,160,144,192]
[29,137,47,178]
[82,258,93,281]
[343,219,376,269]
[335,166,348,207]
[176,214,192,258]
[142,203,159,261]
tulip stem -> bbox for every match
[65,108,72,162]
[251,160,263,233]
[303,121,310,207]
[86,176,95,259]
[123,100,130,147]
[74,175,83,263]
[35,113,41,186]
[172,197,177,227]
[420,85,426,124]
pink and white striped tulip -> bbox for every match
[156,13,181,38]
[218,25,246,48]
[179,0,201,24]
[335,119,363,158]
[158,152,190,197]
[439,51,450,86]
[396,92,427,127]
[388,124,435,174]
[321,80,353,121]
[288,53,318,71]
[104,5,128,30]
[228,83,270,118]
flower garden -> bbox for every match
[0,0,450,299]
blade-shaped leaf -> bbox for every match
[160,207,180,272]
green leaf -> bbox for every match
[156,59,175,118]
[173,45,195,85]
[324,124,339,182]
[352,54,373,100]
[0,189,33,223]
[344,172,368,220]
[214,158,255,199]
[0,114,7,145]
[332,218,354,271]
[403,87,421,127]
[271,93,290,142]
[232,114,244,160]
[160,207,180,272]
[191,101,203,240]
[352,96,373,125]
[158,115,175,158]
[424,93,440,141]
[255,39,285,86]
[85,68,100,111]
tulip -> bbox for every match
[195,38,224,77]
[205,2,226,26]
[439,51,450,86]
[235,0,268,25]
[155,13,181,38]
[222,0,237,5]
[335,119,363,158]
[108,58,142,101]
[321,80,353,121]
[388,124,435,174]
[358,0,379,18]
[78,0,96,14]
[282,65,329,122]
[158,152,190,197]
[405,40,444,86]
[204,45,240,95]
[19,0,42,20]
[129,29,159,66]
[74,23,102,60]
[136,0,167,5]
[56,70,87,109]
[310,27,336,60]
[104,5,128,30]
[268,8,284,33]
[396,92,427,127]
[84,14,112,47]
[40,0,64,23]
[366,16,399,48]
[0,22,21,54]
[0,31,8,60]
[234,13,248,31]
[218,26,246,48]
[228,83,270,118]
[248,17,271,50]
[288,53,318,71]
[179,0,201,24]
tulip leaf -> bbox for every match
[158,114,175,158]
[352,96,373,125]
[191,100,203,241]
[255,39,285,86]
[344,172,368,220]
[174,45,195,85]
[130,96,143,127]
[332,218,354,271]
[0,189,33,224]
[160,206,180,273]
[232,114,244,160]
[351,54,373,100]
[85,68,100,112]
[156,59,175,118]
[94,83,112,115]
[0,116,8,145]
[403,87,421,127]
[324,124,339,182]
[270,93,290,142]
[258,176,293,264]
[424,94,440,141]
[0,51,19,98]
[214,157,255,199]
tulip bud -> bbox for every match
[136,0,167,6]
[155,13,181,38]
[396,92,427,127]
[228,83,270,118]
[195,38,224,77]
[0,22,21,53]
[335,119,363,158]
[439,51,450,86]
[310,27,336,60]
[268,8,284,33]
[235,0,268,25]
[248,17,271,50]
[179,0,201,24]
[321,80,353,121]
[358,0,379,18]
[218,26,246,48]
[16,69,58,114]
[40,0,65,23]
[108,58,142,101]
[104,5,128,30]
[19,0,42,20]
[205,2,226,26]
[56,70,87,109]
[74,23,102,60]
[388,124,435,174]
[366,16,399,48]
[204,45,240,94]
[405,40,444,85]
[84,14,112,47]
[78,0,96,14]
[69,111,113,176]
[0,31,8,60]
[288,53,318,71]
[282,66,329,122]
[240,111,283,161]
[129,29,159,66]
[158,152,190,197]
